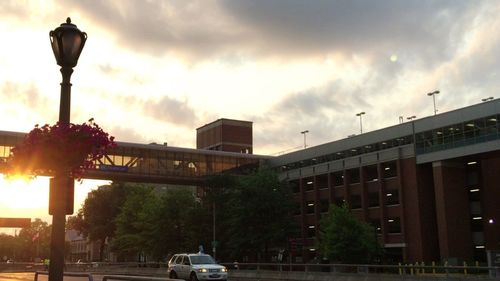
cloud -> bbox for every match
[221,1,474,55]
[143,96,198,127]
[65,0,479,64]
[1,81,52,112]
[98,64,121,75]
[108,125,147,143]
[66,0,245,60]
[0,1,30,19]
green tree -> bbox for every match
[224,168,298,261]
[111,185,159,260]
[204,174,238,259]
[15,218,51,261]
[69,182,129,261]
[111,187,209,261]
[318,204,381,264]
[150,188,210,258]
[0,233,16,261]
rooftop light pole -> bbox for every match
[48,17,87,281]
[301,130,309,149]
[356,112,365,133]
[407,115,416,121]
[427,90,440,115]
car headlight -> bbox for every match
[198,268,208,273]
[221,267,228,272]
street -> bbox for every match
[0,273,139,281]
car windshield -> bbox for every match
[190,255,215,265]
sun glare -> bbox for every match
[0,174,49,210]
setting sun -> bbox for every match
[0,175,49,210]
[0,174,108,231]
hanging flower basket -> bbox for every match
[7,119,116,180]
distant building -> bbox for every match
[196,118,253,154]
[65,229,87,262]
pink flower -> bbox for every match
[7,119,116,181]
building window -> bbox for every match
[368,192,379,208]
[385,189,399,205]
[415,115,500,154]
[364,165,378,182]
[473,247,486,262]
[468,187,481,201]
[304,178,314,191]
[290,180,300,193]
[467,172,479,185]
[335,196,345,206]
[306,202,315,214]
[387,217,401,234]
[293,202,301,216]
[332,171,344,186]
[350,194,362,209]
[382,161,397,178]
[369,219,382,234]
[471,216,484,232]
[320,199,330,213]
[348,168,360,184]
[317,174,328,189]
[307,225,316,238]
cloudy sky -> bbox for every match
[1,1,500,226]
[1,0,499,155]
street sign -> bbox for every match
[0,217,31,228]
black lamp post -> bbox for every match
[48,17,86,281]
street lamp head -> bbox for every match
[49,17,87,68]
[356,112,365,116]
[427,90,440,96]
[301,130,309,134]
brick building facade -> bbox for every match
[269,100,500,264]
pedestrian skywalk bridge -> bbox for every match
[0,130,269,185]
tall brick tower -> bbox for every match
[196,118,253,154]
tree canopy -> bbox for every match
[69,168,297,262]
[0,218,51,262]
[317,203,381,264]
[68,182,129,261]
[214,168,298,261]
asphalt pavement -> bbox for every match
[0,272,101,281]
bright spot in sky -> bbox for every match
[0,174,108,234]
[0,175,49,210]
[390,54,398,62]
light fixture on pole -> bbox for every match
[427,90,440,115]
[301,130,309,149]
[407,115,416,121]
[482,97,494,102]
[356,112,365,133]
[48,17,86,281]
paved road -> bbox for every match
[0,273,177,281]
[0,273,100,281]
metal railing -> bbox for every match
[220,262,500,278]
[2,262,498,280]
[102,275,178,281]
[34,271,94,281]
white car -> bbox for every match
[168,253,228,281]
